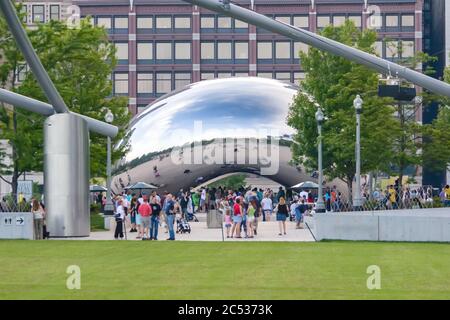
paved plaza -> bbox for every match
[60,212,315,242]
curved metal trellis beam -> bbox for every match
[0,88,118,137]
[183,0,450,99]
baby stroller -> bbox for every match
[176,218,191,234]
[186,212,199,222]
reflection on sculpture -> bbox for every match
[113,77,315,193]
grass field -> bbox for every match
[0,240,449,300]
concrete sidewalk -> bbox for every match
[60,216,315,242]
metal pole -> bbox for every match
[354,112,362,209]
[0,88,119,137]
[316,123,325,213]
[183,0,450,98]
[0,1,69,113]
[104,136,114,215]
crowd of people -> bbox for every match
[109,186,313,241]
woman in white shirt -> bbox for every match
[31,199,45,240]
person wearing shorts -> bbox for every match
[138,196,152,240]
[231,198,242,238]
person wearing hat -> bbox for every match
[114,199,125,239]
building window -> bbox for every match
[156,42,172,62]
[201,42,215,61]
[217,72,232,79]
[114,17,128,33]
[32,5,45,23]
[234,42,249,62]
[348,15,362,28]
[97,17,112,30]
[174,16,191,30]
[293,15,309,29]
[175,42,191,61]
[137,17,153,31]
[234,19,248,30]
[294,42,309,59]
[275,42,291,60]
[156,16,172,30]
[234,72,249,77]
[137,73,153,96]
[137,104,148,114]
[50,5,60,21]
[374,41,383,57]
[257,42,273,61]
[137,42,153,63]
[257,72,273,79]
[333,15,346,27]
[114,73,129,95]
[115,43,128,64]
[15,64,29,82]
[275,72,291,83]
[217,42,232,61]
[175,73,191,90]
[386,14,399,28]
[201,72,215,80]
[294,72,306,83]
[401,40,415,58]
[201,16,215,30]
[156,73,172,95]
[401,14,414,31]
[386,40,399,59]
[317,16,331,28]
[217,16,232,30]
[20,5,27,23]
[275,16,291,25]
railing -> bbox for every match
[0,193,36,213]
[314,185,446,213]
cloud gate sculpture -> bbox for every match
[113,77,316,193]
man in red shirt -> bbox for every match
[138,195,152,240]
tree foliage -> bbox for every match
[0,11,131,195]
[287,21,397,197]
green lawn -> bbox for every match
[0,241,449,300]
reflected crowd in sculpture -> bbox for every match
[113,77,316,193]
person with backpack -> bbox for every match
[138,195,152,240]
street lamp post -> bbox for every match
[353,95,363,210]
[104,110,114,215]
[315,107,326,213]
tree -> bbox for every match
[287,21,396,199]
[384,42,437,187]
[0,12,131,196]
[424,64,450,176]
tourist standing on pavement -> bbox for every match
[165,194,176,240]
[261,193,272,222]
[129,196,138,232]
[149,196,161,240]
[114,199,125,240]
[275,197,289,236]
[31,199,45,240]
[231,198,243,238]
[138,196,152,240]
[246,201,256,238]
[296,199,308,229]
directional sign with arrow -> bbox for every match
[16,217,25,226]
